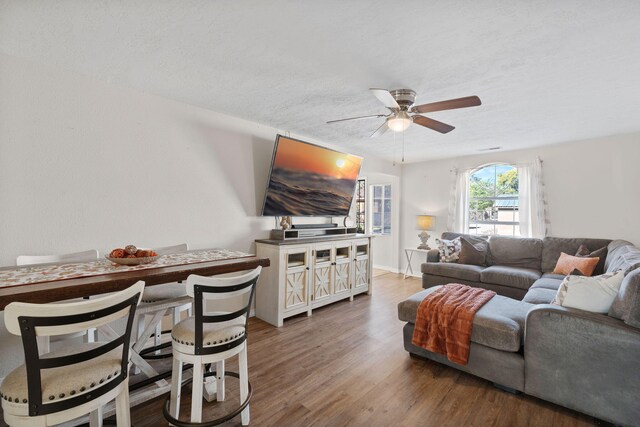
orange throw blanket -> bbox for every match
[412,284,496,365]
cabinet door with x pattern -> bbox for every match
[312,244,333,302]
[284,248,310,311]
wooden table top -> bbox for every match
[0,253,270,310]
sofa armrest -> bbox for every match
[524,305,640,426]
[426,249,440,263]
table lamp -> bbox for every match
[416,215,436,250]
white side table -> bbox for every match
[403,248,433,279]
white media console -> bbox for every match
[255,234,373,327]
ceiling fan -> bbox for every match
[327,89,481,137]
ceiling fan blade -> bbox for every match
[326,114,387,124]
[370,88,400,109]
[370,121,389,138]
[412,96,481,114]
[413,115,455,134]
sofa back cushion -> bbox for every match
[441,232,488,242]
[487,236,543,271]
[605,240,640,275]
[541,237,612,273]
[458,237,489,266]
[609,268,640,328]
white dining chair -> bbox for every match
[16,249,99,267]
[134,244,192,358]
[16,249,101,353]
[164,266,261,426]
[0,281,144,427]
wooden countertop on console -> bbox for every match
[255,234,373,246]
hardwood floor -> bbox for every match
[0,271,608,426]
[128,272,608,427]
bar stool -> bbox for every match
[0,281,144,427]
[16,249,101,353]
[134,244,192,359]
[164,266,261,426]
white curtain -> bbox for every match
[517,157,549,238]
[447,168,471,233]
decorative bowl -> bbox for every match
[106,254,159,266]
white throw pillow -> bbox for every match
[552,271,625,313]
[436,237,461,263]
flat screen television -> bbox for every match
[261,135,363,217]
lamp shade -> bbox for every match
[387,111,412,132]
[416,214,435,230]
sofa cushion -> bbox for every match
[605,240,640,275]
[605,239,632,271]
[436,237,462,263]
[552,252,600,276]
[541,272,566,280]
[458,237,488,266]
[480,265,541,290]
[523,288,557,304]
[552,272,625,314]
[421,262,484,282]
[397,287,533,352]
[487,236,542,271]
[541,237,612,273]
[530,278,563,291]
[575,244,608,276]
[441,232,488,242]
[609,269,640,328]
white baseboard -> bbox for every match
[374,264,423,279]
[373,264,400,274]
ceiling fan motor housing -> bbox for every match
[389,89,416,110]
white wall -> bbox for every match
[400,132,640,275]
[0,53,399,265]
[0,54,399,378]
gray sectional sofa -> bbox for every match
[398,232,640,427]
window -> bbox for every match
[468,164,519,236]
[371,184,391,235]
[354,178,366,234]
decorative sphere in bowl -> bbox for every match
[107,246,158,265]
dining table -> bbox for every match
[0,248,270,413]
[0,248,269,309]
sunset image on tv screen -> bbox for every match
[262,136,362,216]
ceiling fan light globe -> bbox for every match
[387,112,412,132]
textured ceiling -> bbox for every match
[1,1,640,162]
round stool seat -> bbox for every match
[171,316,246,354]
[141,283,188,303]
[1,342,121,413]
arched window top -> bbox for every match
[469,164,518,196]
[468,164,520,236]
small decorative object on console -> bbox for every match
[279,216,292,230]
[107,245,158,265]
[416,214,436,249]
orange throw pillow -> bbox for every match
[553,252,600,276]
